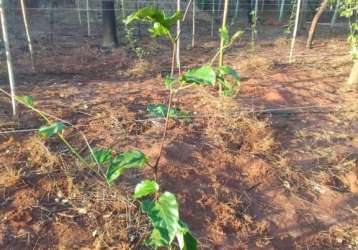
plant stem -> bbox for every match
[0,88,71,125]
[0,87,93,170]
[154,42,177,181]
[58,134,88,165]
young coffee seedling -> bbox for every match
[122,6,243,249]
[0,87,197,249]
[0,5,242,250]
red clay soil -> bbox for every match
[0,14,357,250]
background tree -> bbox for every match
[306,0,330,49]
[102,0,118,48]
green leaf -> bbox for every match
[181,65,216,85]
[147,104,168,117]
[217,66,241,96]
[133,180,159,199]
[38,122,65,138]
[145,228,170,248]
[164,75,175,89]
[141,192,180,246]
[18,95,33,107]
[219,26,229,46]
[218,66,241,83]
[148,22,171,38]
[147,104,191,119]
[230,30,244,43]
[106,150,147,184]
[124,7,182,40]
[92,148,112,165]
[176,221,198,250]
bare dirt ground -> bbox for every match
[0,9,357,250]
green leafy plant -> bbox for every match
[147,104,191,119]
[0,5,242,249]
[123,7,243,247]
[338,0,358,59]
[284,0,298,36]
[124,24,147,60]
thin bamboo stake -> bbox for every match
[76,0,82,24]
[289,0,302,63]
[0,0,16,115]
[254,0,259,20]
[218,0,229,95]
[211,0,215,37]
[230,0,240,26]
[330,0,340,28]
[217,0,222,13]
[251,0,259,50]
[121,0,125,18]
[279,0,285,23]
[86,0,91,36]
[176,0,181,74]
[20,0,35,72]
[49,0,54,43]
[298,0,307,30]
[192,0,196,47]
[219,0,229,66]
[348,60,358,86]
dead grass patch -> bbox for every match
[205,114,275,155]
[0,165,22,188]
[24,135,59,171]
[274,37,290,48]
[128,59,157,78]
[193,92,275,156]
[239,55,273,76]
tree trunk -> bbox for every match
[306,0,330,49]
[102,0,118,48]
[348,60,358,86]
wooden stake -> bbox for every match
[20,0,35,72]
[76,0,82,24]
[0,0,16,115]
[86,0,91,36]
[121,0,125,18]
[251,0,259,50]
[211,0,215,37]
[279,0,285,23]
[219,0,229,67]
[192,0,196,48]
[348,60,358,86]
[49,0,54,43]
[330,0,340,28]
[176,0,181,74]
[218,0,229,95]
[289,0,302,63]
[230,0,240,26]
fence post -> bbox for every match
[0,0,16,116]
